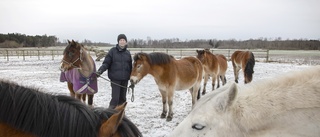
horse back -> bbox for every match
[202,53,220,74]
[231,51,252,67]
[173,57,203,87]
[216,54,228,73]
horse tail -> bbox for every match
[244,52,255,83]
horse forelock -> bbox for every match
[0,80,100,137]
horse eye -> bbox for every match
[192,124,205,130]
[68,52,74,57]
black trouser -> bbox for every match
[109,80,128,108]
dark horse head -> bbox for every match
[0,80,142,137]
[60,40,84,72]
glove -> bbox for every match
[96,71,102,77]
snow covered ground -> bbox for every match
[0,55,313,137]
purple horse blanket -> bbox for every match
[60,66,98,94]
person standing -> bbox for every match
[96,34,132,109]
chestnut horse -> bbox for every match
[130,52,203,121]
[60,40,98,106]
[231,50,255,84]
[170,66,320,137]
[196,49,228,95]
[0,79,142,137]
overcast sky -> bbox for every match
[1,0,319,43]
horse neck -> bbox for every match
[148,64,164,78]
[233,72,320,134]
[79,51,94,77]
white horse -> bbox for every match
[170,66,320,137]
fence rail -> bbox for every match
[0,48,269,62]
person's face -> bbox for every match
[119,39,127,47]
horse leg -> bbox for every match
[202,74,209,95]
[211,74,216,91]
[233,67,240,83]
[190,85,200,108]
[75,94,82,101]
[82,94,86,102]
[216,75,220,88]
[67,82,75,98]
[221,75,227,85]
[88,94,94,107]
[166,89,174,121]
[159,89,167,119]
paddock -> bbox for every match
[0,55,310,136]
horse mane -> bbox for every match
[244,52,255,76]
[0,80,142,137]
[134,52,173,65]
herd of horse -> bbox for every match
[1,40,319,137]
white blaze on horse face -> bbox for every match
[60,62,67,72]
[130,64,143,84]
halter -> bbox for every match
[62,47,83,69]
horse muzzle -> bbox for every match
[130,77,140,85]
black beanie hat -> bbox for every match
[117,34,127,43]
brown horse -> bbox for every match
[231,50,255,84]
[196,49,228,95]
[60,40,98,106]
[0,79,142,137]
[130,52,203,121]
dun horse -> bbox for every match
[196,49,227,95]
[231,50,255,84]
[170,66,320,137]
[0,79,142,137]
[130,52,203,121]
[60,40,98,106]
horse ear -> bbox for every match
[99,106,126,136]
[115,102,127,112]
[215,83,237,112]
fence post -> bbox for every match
[51,50,54,60]
[23,50,25,61]
[6,50,9,61]
[266,49,269,62]
[37,50,40,60]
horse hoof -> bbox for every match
[166,116,172,121]
[160,113,166,118]
[202,92,206,95]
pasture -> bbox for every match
[0,52,312,136]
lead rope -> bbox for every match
[97,73,135,102]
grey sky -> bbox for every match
[1,0,319,43]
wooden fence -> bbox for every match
[0,48,269,62]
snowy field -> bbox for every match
[0,55,313,137]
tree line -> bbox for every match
[128,38,320,50]
[1,33,319,50]
[0,33,59,48]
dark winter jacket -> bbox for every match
[98,44,132,81]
